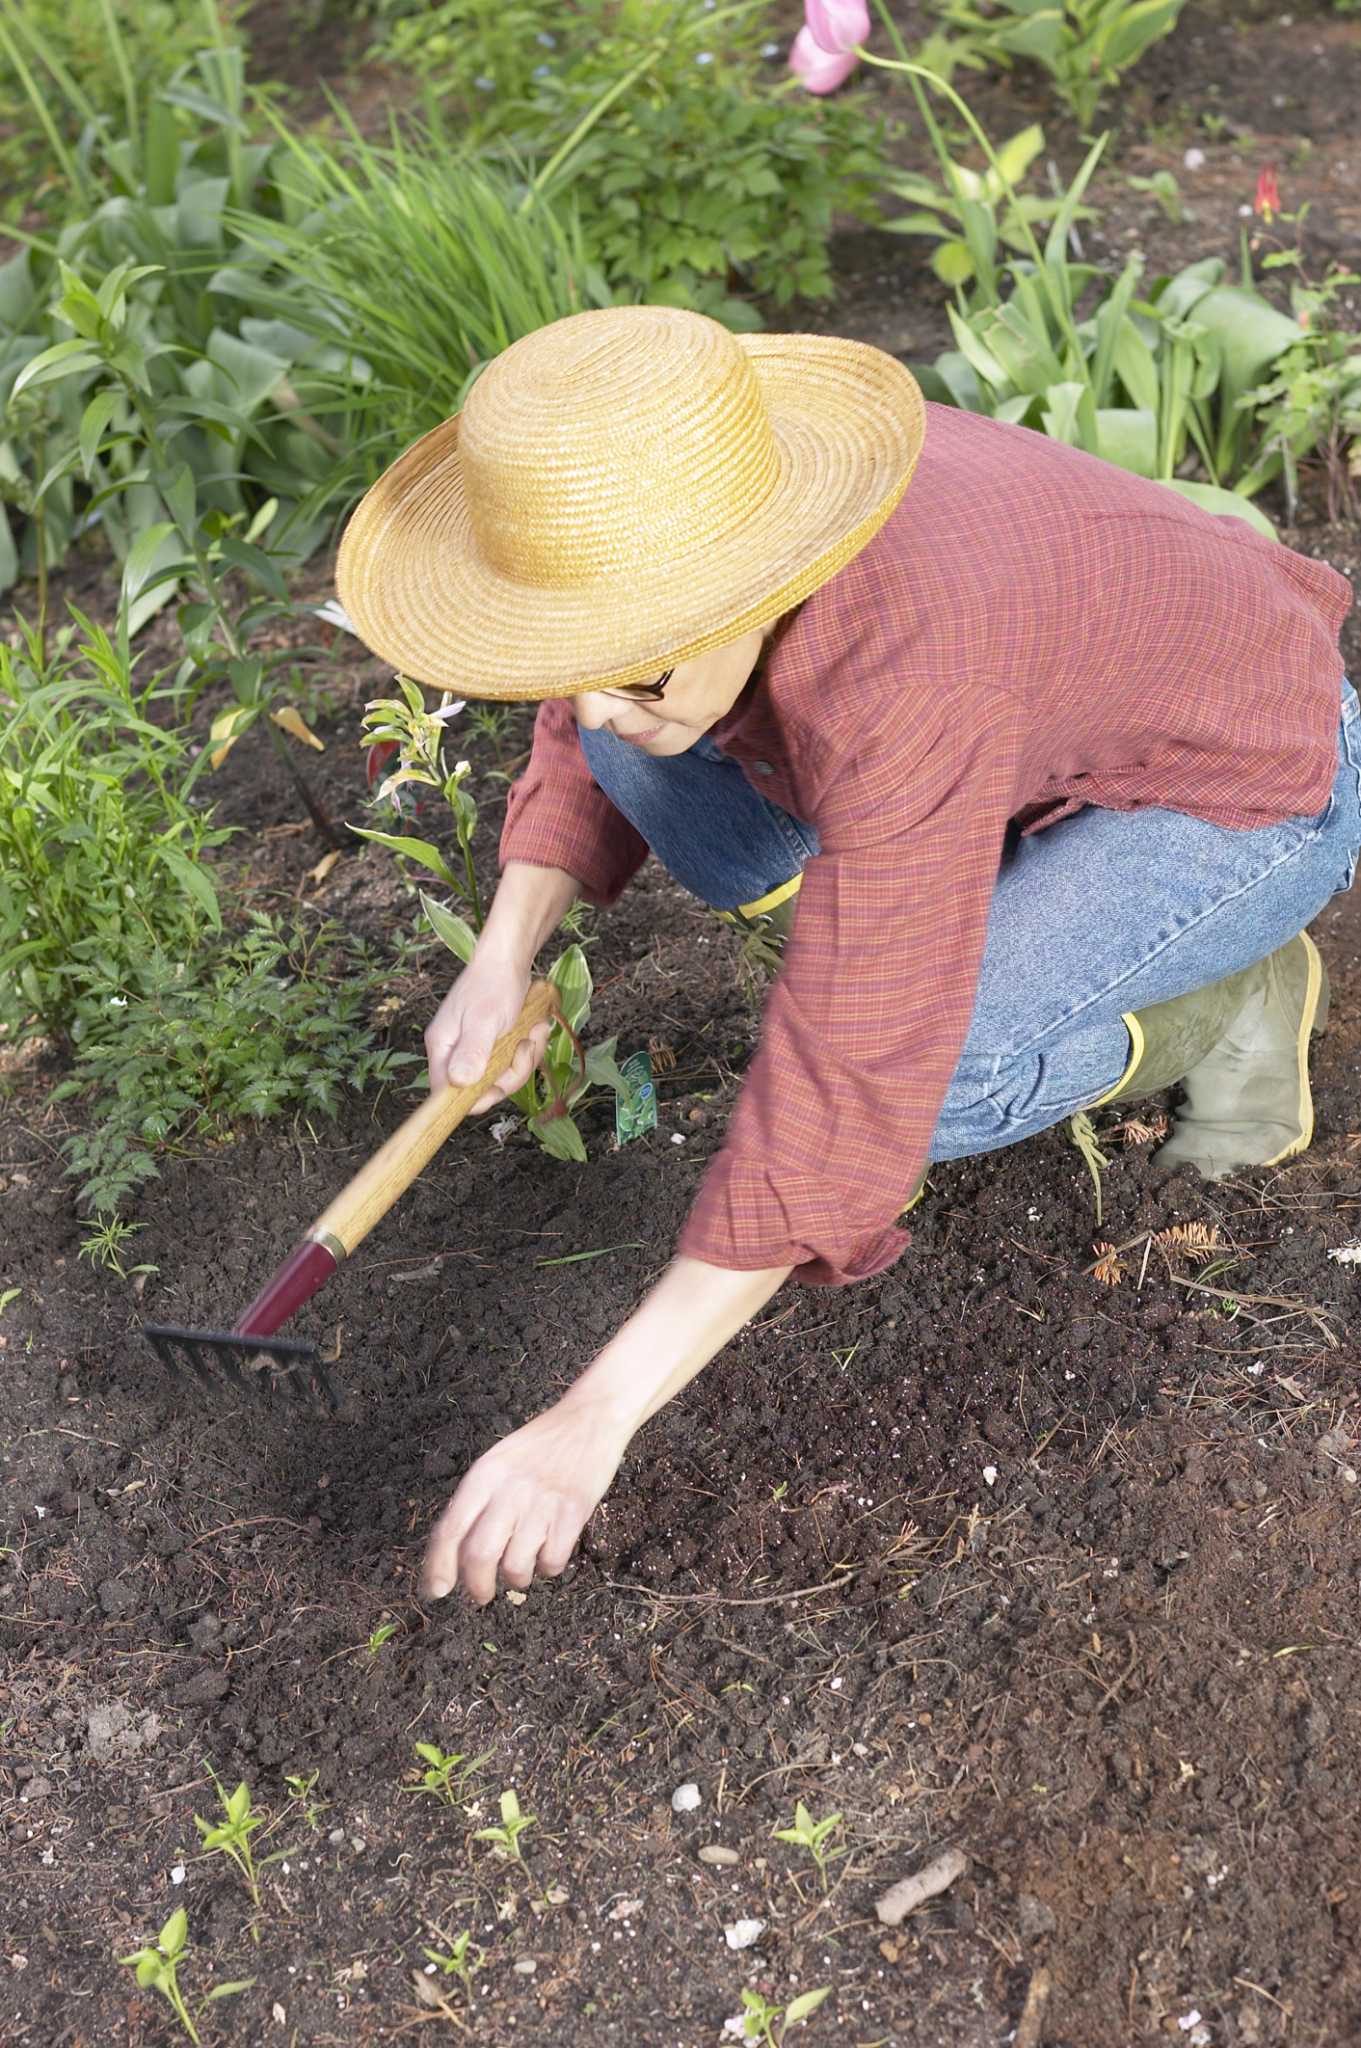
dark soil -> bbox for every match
[4,4,1361,2045]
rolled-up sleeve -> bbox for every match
[499,698,649,907]
[678,694,1024,1285]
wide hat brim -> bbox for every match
[335,333,926,702]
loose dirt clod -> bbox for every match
[875,1847,969,1925]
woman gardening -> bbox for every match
[336,305,1358,1608]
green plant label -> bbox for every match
[614,1050,657,1147]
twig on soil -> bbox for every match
[875,1846,969,1925]
[1088,1631,1138,1715]
[1165,1271,1341,1346]
[1014,1966,1054,2048]
[605,1570,859,1607]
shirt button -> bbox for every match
[752,760,774,775]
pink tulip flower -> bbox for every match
[789,22,860,92]
[804,0,870,53]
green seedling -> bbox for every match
[284,1770,327,1831]
[733,1985,833,2044]
[473,1787,536,1862]
[773,1802,846,1891]
[364,1621,399,1658]
[194,1771,268,1937]
[422,1929,484,1993]
[0,1288,20,1314]
[410,1743,492,1806]
[118,1908,254,2046]
[1127,170,1187,224]
[78,1216,157,1281]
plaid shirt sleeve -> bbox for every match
[677,689,1026,1285]
[499,697,648,905]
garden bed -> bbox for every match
[4,1,1361,2043]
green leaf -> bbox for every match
[420,890,478,963]
[158,1908,188,1956]
[205,1979,257,2000]
[349,831,457,887]
[122,521,179,605]
[162,462,198,544]
[533,1112,588,1162]
[1160,479,1277,539]
[931,240,976,288]
[153,842,222,932]
[11,339,102,399]
[548,944,591,1034]
[1094,406,1158,476]
[785,1986,833,2024]
[218,534,288,601]
[78,390,120,479]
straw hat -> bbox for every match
[336,305,925,702]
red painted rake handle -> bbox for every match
[234,980,560,1339]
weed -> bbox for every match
[284,1770,328,1831]
[421,1928,484,1993]
[773,1802,846,1891]
[118,1907,254,2046]
[409,1743,492,1806]
[193,1770,268,1936]
[473,1786,536,1862]
[77,1216,156,1281]
[364,1621,399,1658]
[731,1984,833,2044]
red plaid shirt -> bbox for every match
[500,406,1352,1285]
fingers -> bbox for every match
[470,1019,554,1113]
[420,1485,584,1606]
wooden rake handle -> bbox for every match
[307,979,559,1260]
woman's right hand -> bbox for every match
[424,950,553,1113]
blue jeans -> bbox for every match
[579,681,1361,1162]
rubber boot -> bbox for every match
[1090,931,1330,1179]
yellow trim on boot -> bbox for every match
[736,873,803,920]
[1259,929,1324,1167]
[1085,1011,1144,1110]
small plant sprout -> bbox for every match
[473,1787,536,1862]
[364,1620,399,1658]
[773,1803,845,1891]
[422,1928,484,1994]
[284,1770,327,1831]
[410,1743,492,1806]
[118,1908,254,2046]
[732,1985,832,2044]
[193,1772,269,1937]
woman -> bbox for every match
[337,305,1358,1607]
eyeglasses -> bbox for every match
[606,667,674,703]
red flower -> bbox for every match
[1254,166,1280,223]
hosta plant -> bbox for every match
[932,0,1187,129]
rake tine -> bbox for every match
[206,1337,255,1398]
[310,1354,343,1414]
[147,1327,218,1397]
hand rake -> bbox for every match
[142,981,559,1412]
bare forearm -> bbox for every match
[479,861,581,970]
[567,1255,793,1431]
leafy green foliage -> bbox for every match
[53,915,416,1222]
[422,1929,484,1992]
[194,1771,272,1936]
[358,682,631,1160]
[409,1742,493,1804]
[0,613,228,1047]
[1239,263,1361,523]
[879,120,1092,302]
[473,1785,537,1861]
[772,1801,846,1889]
[932,0,1188,129]
[374,0,888,322]
[118,1907,254,2047]
[733,1984,833,2044]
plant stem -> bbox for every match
[262,712,343,847]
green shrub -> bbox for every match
[54,914,416,1230]
[0,612,229,1048]
[374,0,888,321]
[931,0,1188,130]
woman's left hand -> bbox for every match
[420,1392,632,1606]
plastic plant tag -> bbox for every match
[614,1049,657,1146]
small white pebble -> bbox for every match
[983,1465,998,1487]
[672,1782,702,1812]
[671,1133,686,1145]
[724,1918,765,1950]
[1178,2015,1203,2034]
[170,1864,186,1886]
[1183,146,1206,168]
